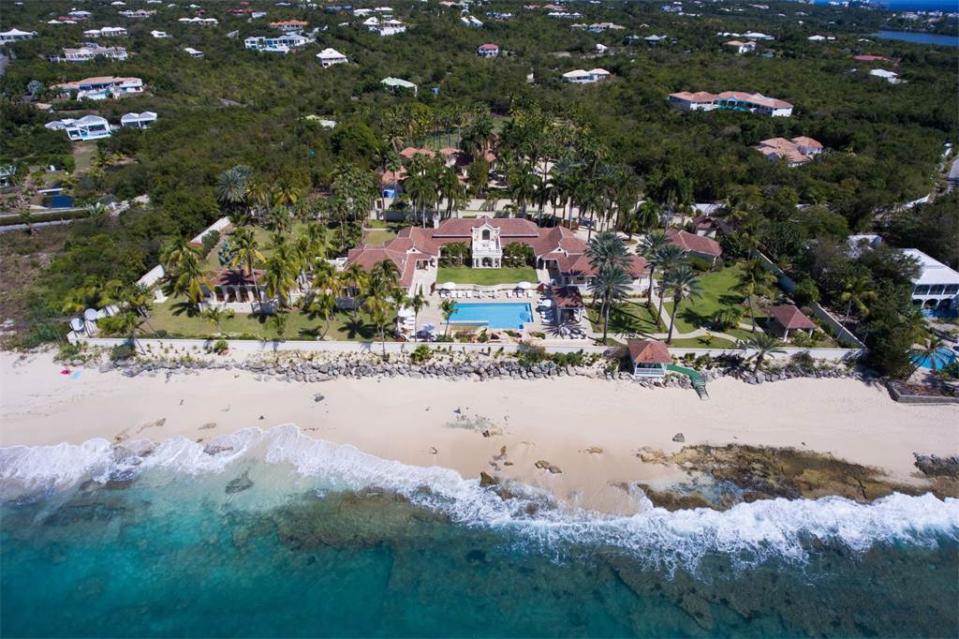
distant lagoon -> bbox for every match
[874,30,959,47]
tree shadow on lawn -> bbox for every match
[341,317,377,340]
[170,301,201,318]
[608,305,661,336]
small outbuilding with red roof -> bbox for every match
[627,338,671,377]
[766,304,816,339]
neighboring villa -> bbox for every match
[904,249,959,311]
[45,115,112,141]
[477,43,500,57]
[365,17,407,36]
[724,40,756,54]
[150,30,171,39]
[316,47,348,67]
[754,136,823,166]
[853,53,894,63]
[245,34,309,53]
[627,339,671,378]
[562,68,611,84]
[460,15,484,28]
[183,47,204,59]
[381,76,417,94]
[120,111,158,129]
[584,22,625,32]
[118,9,156,18]
[344,217,650,294]
[52,76,144,100]
[178,17,218,26]
[270,19,308,31]
[869,69,901,84]
[667,91,793,117]
[665,229,723,264]
[0,28,38,43]
[60,44,129,62]
[83,27,128,38]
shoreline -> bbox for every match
[1,351,957,514]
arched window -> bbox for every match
[481,229,491,240]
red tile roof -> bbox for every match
[627,339,671,364]
[767,304,816,330]
[666,229,722,258]
[399,147,435,159]
[431,216,541,238]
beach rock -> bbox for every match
[225,471,254,494]
[913,453,959,478]
[672,432,685,443]
[534,460,552,470]
[479,472,499,487]
[313,393,325,402]
[547,465,562,474]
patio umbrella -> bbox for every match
[539,299,553,308]
[440,282,457,290]
[516,281,533,289]
[83,308,99,322]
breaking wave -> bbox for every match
[2,425,957,570]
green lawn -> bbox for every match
[437,266,537,285]
[668,335,737,348]
[145,299,383,341]
[364,229,397,246]
[588,302,662,336]
[662,264,752,334]
[72,142,97,174]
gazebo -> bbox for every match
[766,304,816,340]
[627,339,671,378]
[551,287,584,324]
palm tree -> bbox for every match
[507,162,537,218]
[107,310,145,353]
[364,294,395,358]
[368,260,400,297]
[634,201,661,238]
[440,299,457,338]
[160,239,205,307]
[640,231,670,305]
[203,307,235,335]
[655,244,686,320]
[586,231,630,272]
[263,253,297,309]
[122,284,158,335]
[216,165,252,217]
[738,332,786,372]
[590,265,632,343]
[911,335,945,374]
[665,265,702,344]
[736,259,776,332]
[229,226,264,303]
[304,291,338,340]
[839,275,877,320]
[408,288,429,333]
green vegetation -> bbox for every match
[587,302,662,336]
[661,265,751,334]
[436,266,537,285]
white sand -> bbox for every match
[1,351,956,513]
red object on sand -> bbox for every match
[60,368,71,375]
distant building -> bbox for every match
[118,9,156,18]
[178,17,218,26]
[853,53,893,63]
[45,115,112,141]
[460,15,483,28]
[52,76,144,100]
[316,47,348,67]
[561,68,610,84]
[476,42,500,58]
[868,68,901,84]
[244,34,309,53]
[183,47,204,58]
[668,90,793,117]
[666,229,723,264]
[0,28,38,43]
[120,111,158,129]
[766,305,816,340]
[270,19,308,32]
[903,249,959,311]
[83,26,128,38]
[381,76,417,95]
[724,40,756,55]
[61,44,129,62]
[150,30,171,39]
[754,136,823,166]
[628,339,671,378]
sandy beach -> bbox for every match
[1,351,956,512]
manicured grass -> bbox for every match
[661,264,751,334]
[145,299,382,341]
[436,266,537,285]
[588,302,663,336]
[72,142,97,174]
[364,229,397,246]
[668,335,737,348]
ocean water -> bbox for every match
[2,427,958,638]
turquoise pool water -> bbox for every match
[449,302,533,329]
[911,346,957,369]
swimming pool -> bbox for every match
[448,302,533,329]
[911,346,957,369]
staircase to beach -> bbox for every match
[667,364,709,400]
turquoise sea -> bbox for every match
[2,428,958,638]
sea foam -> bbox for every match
[2,425,957,570]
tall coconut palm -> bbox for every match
[263,253,297,309]
[839,274,877,320]
[738,332,786,372]
[365,294,395,358]
[368,260,400,297]
[203,307,235,336]
[586,231,630,273]
[160,239,205,307]
[440,299,457,338]
[640,230,670,304]
[408,288,429,334]
[590,265,632,343]
[634,201,661,237]
[304,291,338,340]
[229,226,264,303]
[439,165,468,220]
[507,162,537,218]
[665,265,702,344]
[655,244,686,319]
[216,165,252,217]
[736,259,776,332]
